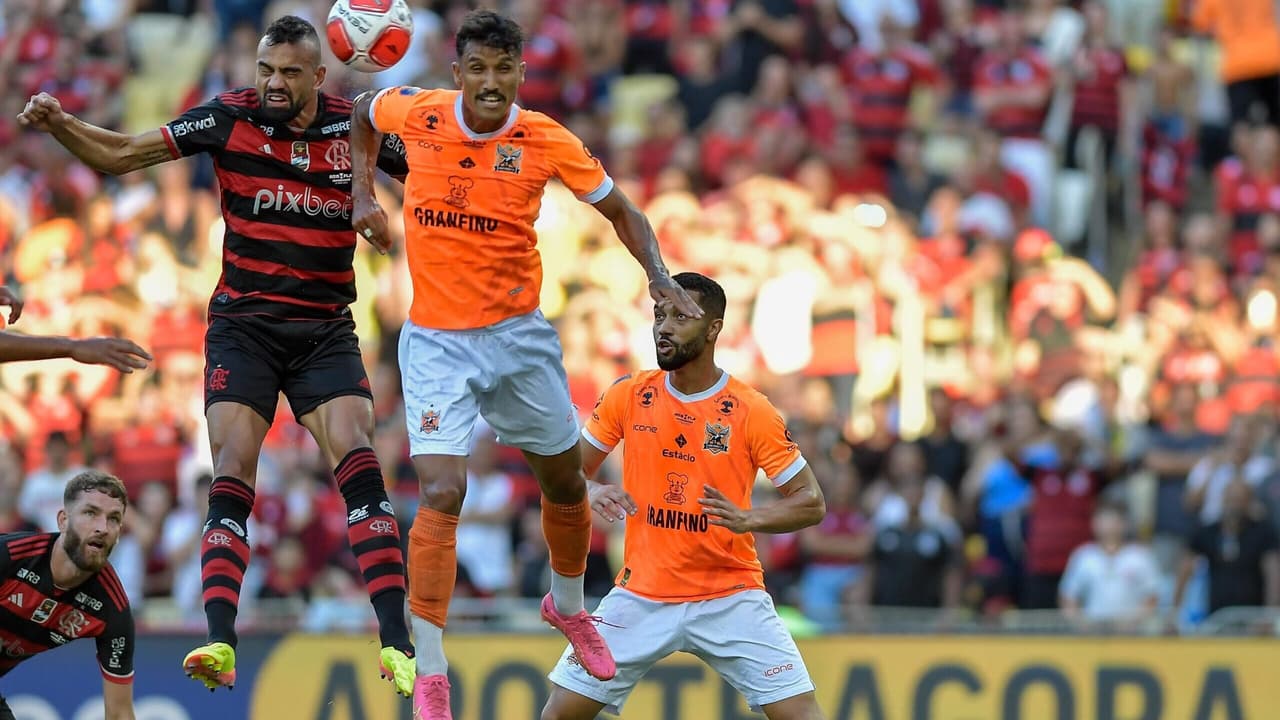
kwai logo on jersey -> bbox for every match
[170,114,216,138]
[253,184,352,218]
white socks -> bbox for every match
[412,616,447,676]
[551,571,585,615]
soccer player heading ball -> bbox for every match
[544,273,829,720]
[349,8,702,718]
[18,15,418,698]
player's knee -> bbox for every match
[418,473,466,514]
[538,466,587,505]
[209,444,258,486]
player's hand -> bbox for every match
[352,194,391,255]
[588,482,637,523]
[649,275,703,319]
[699,485,753,533]
[16,93,70,133]
[0,286,23,324]
[70,337,153,373]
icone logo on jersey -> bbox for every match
[171,114,216,137]
[253,184,352,218]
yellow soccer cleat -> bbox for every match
[183,642,237,691]
[379,647,415,698]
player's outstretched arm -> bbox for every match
[102,678,135,720]
[0,333,152,372]
[699,464,826,534]
[349,91,392,254]
[579,437,637,523]
[591,188,703,319]
[17,93,172,176]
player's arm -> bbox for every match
[591,187,702,319]
[97,609,136,719]
[17,93,172,175]
[700,464,826,534]
[351,90,397,253]
[0,333,151,372]
[580,377,637,522]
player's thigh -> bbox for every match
[0,694,14,720]
[760,691,825,720]
[204,316,284,424]
[685,590,816,712]
[398,320,484,457]
[284,320,377,467]
[541,684,608,720]
[547,588,684,715]
[479,310,578,456]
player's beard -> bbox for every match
[258,92,305,124]
[62,526,112,572]
[656,336,704,371]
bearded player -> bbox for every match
[0,472,136,720]
[348,8,702,717]
[17,16,416,697]
[543,273,828,720]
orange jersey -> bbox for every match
[583,370,807,602]
[370,87,613,330]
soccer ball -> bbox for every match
[326,0,414,73]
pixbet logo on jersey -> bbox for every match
[253,185,352,218]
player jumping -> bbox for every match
[349,9,702,718]
[17,16,416,697]
[543,273,828,720]
[0,472,137,720]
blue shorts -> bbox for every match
[398,310,579,457]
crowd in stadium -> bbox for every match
[2,0,1280,636]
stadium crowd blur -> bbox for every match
[4,0,1280,636]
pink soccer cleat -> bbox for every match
[413,674,453,720]
[540,593,617,681]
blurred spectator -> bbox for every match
[1062,1,1133,171]
[0,447,39,535]
[860,473,964,608]
[1175,480,1280,616]
[456,427,516,597]
[18,430,87,531]
[514,501,551,599]
[1145,383,1220,565]
[914,387,969,496]
[1058,502,1161,629]
[840,17,940,165]
[716,0,804,94]
[798,464,869,629]
[1185,416,1274,525]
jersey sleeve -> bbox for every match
[582,375,631,452]
[744,399,807,487]
[546,121,614,204]
[369,86,422,136]
[96,606,135,684]
[160,99,237,159]
[376,132,409,177]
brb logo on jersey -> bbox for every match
[253,184,353,218]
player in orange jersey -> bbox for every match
[541,272,828,720]
[348,9,701,718]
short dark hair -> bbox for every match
[264,15,319,50]
[673,272,727,321]
[455,9,524,59]
[64,471,128,509]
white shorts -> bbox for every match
[548,588,815,714]
[398,310,579,457]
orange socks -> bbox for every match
[542,498,591,577]
[407,507,458,628]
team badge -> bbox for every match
[291,141,310,170]
[421,409,440,434]
[703,421,730,455]
[714,393,739,416]
[31,598,57,625]
[494,144,522,174]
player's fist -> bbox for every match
[0,286,24,324]
[588,482,637,523]
[352,194,392,255]
[16,93,70,133]
[70,337,153,373]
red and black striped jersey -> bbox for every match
[160,89,409,320]
[0,532,134,684]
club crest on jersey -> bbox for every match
[494,144,522,174]
[703,421,731,455]
[421,408,440,434]
[31,598,57,625]
[58,609,88,639]
[714,393,739,416]
[637,385,657,408]
[291,141,310,170]
[663,473,689,505]
[325,139,351,171]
